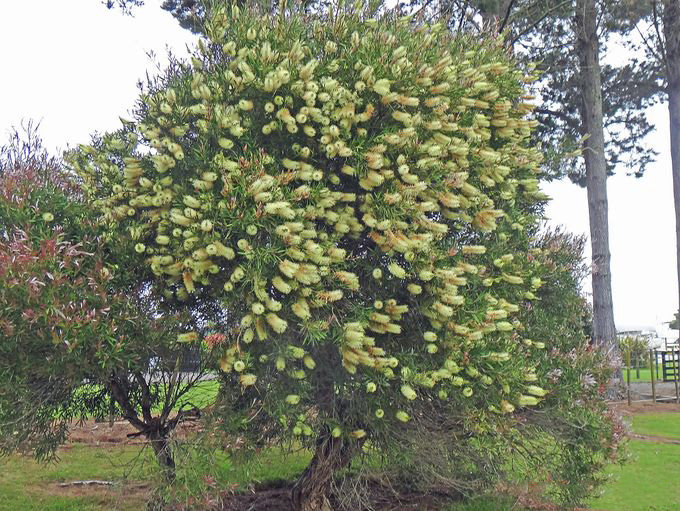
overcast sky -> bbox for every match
[1,0,676,332]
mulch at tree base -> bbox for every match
[217,482,455,511]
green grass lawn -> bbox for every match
[0,445,150,511]
[625,367,657,383]
[170,378,220,411]
[445,496,518,511]
[4,411,680,511]
[0,440,311,511]
[632,413,680,440]
[588,440,680,511]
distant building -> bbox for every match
[617,323,679,350]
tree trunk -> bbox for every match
[574,0,620,385]
[290,428,357,511]
[664,0,680,362]
[149,429,176,483]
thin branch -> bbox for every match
[651,0,668,67]
[457,0,471,33]
[133,372,153,423]
[499,0,518,33]
[413,0,437,22]
[635,22,664,63]
[534,107,576,125]
[510,0,572,46]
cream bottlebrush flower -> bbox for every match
[395,411,410,422]
[423,331,437,342]
[240,373,257,386]
[486,309,508,321]
[388,262,406,279]
[502,273,524,285]
[401,384,417,400]
[496,321,514,332]
[285,394,301,405]
[42,212,54,222]
[177,332,199,343]
[500,400,515,413]
[373,78,391,96]
[266,313,288,333]
[407,283,422,295]
[233,360,246,372]
[518,395,539,406]
[526,385,547,397]
[272,276,292,294]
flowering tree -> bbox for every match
[68,5,565,509]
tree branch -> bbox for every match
[510,0,572,46]
[652,0,668,68]
[499,0,518,33]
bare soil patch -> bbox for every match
[627,432,680,444]
[38,480,150,510]
[66,418,202,446]
[609,400,680,416]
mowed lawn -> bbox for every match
[2,410,680,511]
[588,411,680,511]
[632,413,680,440]
[0,445,149,511]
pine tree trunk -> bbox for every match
[574,0,620,385]
[290,428,357,511]
[664,0,680,347]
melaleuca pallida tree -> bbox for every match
[69,3,556,509]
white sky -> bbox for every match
[1,0,676,331]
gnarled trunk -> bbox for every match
[290,428,357,511]
[148,429,176,482]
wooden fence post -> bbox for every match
[626,347,632,406]
[675,350,680,404]
[649,349,656,403]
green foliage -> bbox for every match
[619,335,650,368]
[66,4,621,507]
[445,496,519,511]
[0,128,215,470]
[70,3,552,452]
[377,228,621,506]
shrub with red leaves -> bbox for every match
[0,127,218,478]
